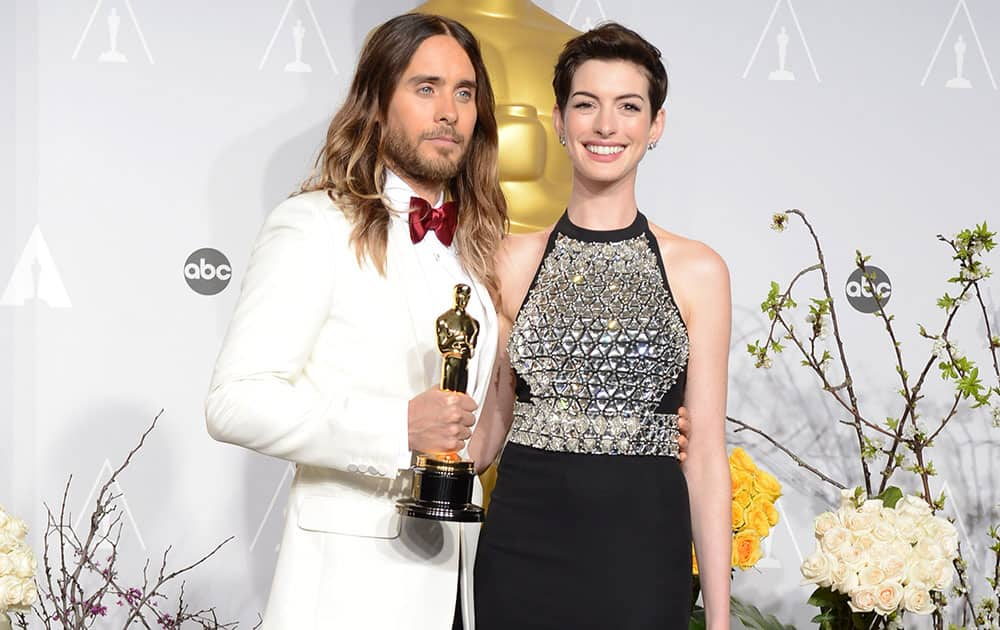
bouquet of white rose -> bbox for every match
[0,505,38,618]
[800,488,958,629]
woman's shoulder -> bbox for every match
[647,220,729,283]
[497,226,553,271]
[495,226,554,320]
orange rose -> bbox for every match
[691,545,699,576]
[732,530,763,569]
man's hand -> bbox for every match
[677,406,690,463]
[408,386,478,454]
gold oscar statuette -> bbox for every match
[396,285,485,522]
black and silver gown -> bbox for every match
[474,211,692,629]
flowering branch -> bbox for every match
[25,411,242,629]
[747,212,999,630]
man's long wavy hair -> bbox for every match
[299,13,507,296]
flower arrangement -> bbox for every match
[0,505,38,619]
[693,447,782,574]
[801,488,958,628]
[737,211,998,629]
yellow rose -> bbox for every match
[729,448,757,474]
[732,530,763,569]
[730,468,754,498]
[733,488,753,509]
[745,504,772,538]
[763,501,779,527]
[732,501,747,530]
[753,468,782,502]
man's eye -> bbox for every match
[418,86,434,95]
[573,101,594,109]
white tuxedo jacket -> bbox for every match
[206,190,498,629]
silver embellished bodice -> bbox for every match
[507,213,689,458]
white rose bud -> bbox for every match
[814,512,840,538]
[839,489,856,510]
[0,574,24,608]
[853,533,876,552]
[880,555,906,582]
[872,521,897,544]
[0,534,15,554]
[831,562,860,594]
[840,545,867,570]
[21,581,38,607]
[822,527,852,556]
[914,539,943,563]
[906,560,936,586]
[849,587,878,613]
[930,559,954,590]
[3,518,27,541]
[895,514,919,544]
[11,547,35,579]
[874,580,904,615]
[897,496,931,519]
[903,583,936,615]
[0,552,13,576]
[880,509,898,526]
[801,551,834,586]
[859,566,887,587]
[860,499,884,513]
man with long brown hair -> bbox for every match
[205,13,505,630]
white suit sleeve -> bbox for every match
[204,196,411,477]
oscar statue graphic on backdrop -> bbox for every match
[397,285,485,522]
[417,0,579,232]
[768,26,794,80]
[284,19,312,73]
[99,8,127,63]
[947,35,972,88]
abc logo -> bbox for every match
[845,266,892,313]
[184,248,232,296]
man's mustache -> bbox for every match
[421,127,464,144]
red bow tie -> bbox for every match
[408,197,458,247]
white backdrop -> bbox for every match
[4,0,1000,627]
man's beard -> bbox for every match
[382,124,468,188]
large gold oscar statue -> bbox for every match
[416,0,579,232]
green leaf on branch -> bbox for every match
[875,486,904,508]
[958,367,983,399]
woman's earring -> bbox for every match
[648,141,658,150]
[559,136,566,146]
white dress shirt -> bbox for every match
[382,170,492,407]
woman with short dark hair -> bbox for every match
[470,23,733,629]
